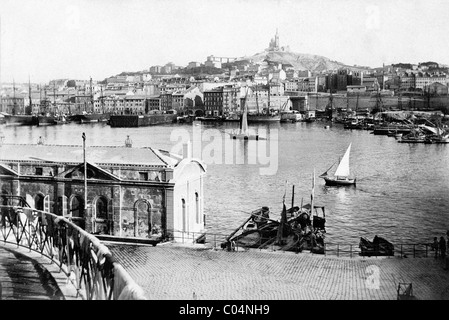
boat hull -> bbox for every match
[247,114,281,123]
[4,115,37,126]
[322,177,356,186]
[69,113,110,123]
[36,116,57,126]
[109,114,177,127]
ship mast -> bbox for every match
[0,15,2,112]
[255,82,259,114]
[28,75,32,115]
[89,77,93,113]
[13,79,16,115]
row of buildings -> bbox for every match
[2,71,449,118]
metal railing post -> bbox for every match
[350,245,352,258]
[337,244,339,257]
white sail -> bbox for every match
[334,143,351,178]
[241,102,248,135]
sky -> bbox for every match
[1,0,449,84]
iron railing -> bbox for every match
[0,204,147,300]
[167,229,436,258]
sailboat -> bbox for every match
[230,94,262,140]
[319,143,356,186]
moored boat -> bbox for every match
[36,114,57,126]
[247,113,281,123]
[3,114,36,126]
[359,235,394,256]
[398,129,426,143]
[108,113,176,127]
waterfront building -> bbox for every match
[172,91,185,112]
[123,95,148,114]
[0,141,207,242]
[347,85,367,94]
[203,87,223,116]
[160,92,173,112]
[284,80,299,92]
[415,75,448,91]
[425,82,448,95]
[222,84,240,114]
[1,94,25,114]
[148,96,162,111]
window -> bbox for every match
[96,197,108,219]
[182,199,186,232]
[195,192,200,224]
[139,172,148,180]
[35,167,43,175]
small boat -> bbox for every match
[359,235,394,256]
[36,114,57,126]
[195,115,223,122]
[229,101,263,140]
[398,129,426,143]
[221,178,326,254]
[319,143,356,186]
[3,114,36,126]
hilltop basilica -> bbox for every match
[267,29,290,52]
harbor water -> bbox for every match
[1,121,448,246]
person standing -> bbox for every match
[439,236,446,259]
[445,231,449,270]
[433,237,439,259]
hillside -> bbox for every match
[237,50,369,72]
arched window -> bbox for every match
[70,196,84,218]
[43,195,51,213]
[134,199,152,238]
[1,190,9,206]
[70,195,85,229]
[195,192,199,224]
[182,198,186,232]
[95,196,108,219]
[34,194,44,211]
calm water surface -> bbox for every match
[1,121,448,245]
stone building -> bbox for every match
[0,141,207,243]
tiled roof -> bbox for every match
[0,144,182,168]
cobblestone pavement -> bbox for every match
[107,242,449,300]
[0,243,79,300]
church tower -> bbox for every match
[268,29,280,51]
[275,28,279,50]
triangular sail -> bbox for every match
[241,102,248,135]
[334,143,351,177]
[319,161,336,177]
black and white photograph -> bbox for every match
[0,0,448,308]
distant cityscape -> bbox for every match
[1,30,448,118]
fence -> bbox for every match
[0,204,147,300]
[167,229,436,258]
